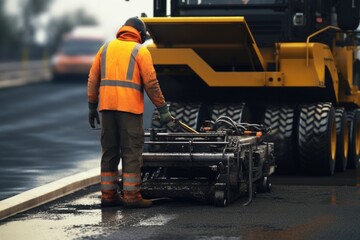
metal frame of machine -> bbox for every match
[140,117,275,207]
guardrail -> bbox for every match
[0,60,51,88]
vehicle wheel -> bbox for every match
[347,109,360,169]
[336,0,360,31]
[151,102,205,132]
[51,73,61,81]
[354,59,360,89]
[214,191,227,207]
[210,103,251,123]
[262,105,296,174]
[256,177,271,193]
[229,170,240,191]
[298,103,336,175]
[335,108,349,172]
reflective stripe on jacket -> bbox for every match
[88,26,166,114]
[99,40,144,113]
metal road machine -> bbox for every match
[135,0,360,206]
[141,117,275,207]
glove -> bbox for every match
[88,102,100,128]
[157,104,172,124]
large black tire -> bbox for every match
[354,59,360,89]
[214,191,227,207]
[335,108,349,172]
[347,109,360,169]
[298,103,336,175]
[210,103,250,123]
[262,106,296,174]
[256,177,271,193]
[151,102,205,132]
[336,0,360,31]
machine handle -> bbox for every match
[170,116,199,134]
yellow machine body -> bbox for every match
[143,17,360,106]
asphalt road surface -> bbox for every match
[1,81,360,240]
[1,180,360,240]
[0,81,155,200]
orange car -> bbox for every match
[51,27,105,81]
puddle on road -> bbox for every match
[134,214,177,226]
[1,210,105,240]
[3,209,127,238]
[0,189,179,239]
[0,191,107,240]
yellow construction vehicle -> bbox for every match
[142,0,360,178]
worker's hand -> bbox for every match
[88,102,100,129]
[157,104,172,124]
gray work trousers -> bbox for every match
[100,110,144,174]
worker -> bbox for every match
[87,17,172,208]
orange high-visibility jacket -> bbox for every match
[88,26,166,114]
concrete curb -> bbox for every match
[0,167,100,221]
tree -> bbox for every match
[28,0,52,15]
[0,0,54,60]
[0,0,19,45]
[0,0,22,61]
[47,9,98,53]
[22,0,53,45]
[17,0,53,61]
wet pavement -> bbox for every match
[2,81,360,239]
[0,81,99,200]
[1,179,360,240]
[0,81,154,200]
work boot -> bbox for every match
[122,173,153,208]
[123,198,153,208]
[101,171,122,208]
[101,194,123,208]
[123,191,153,208]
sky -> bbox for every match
[6,0,154,43]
